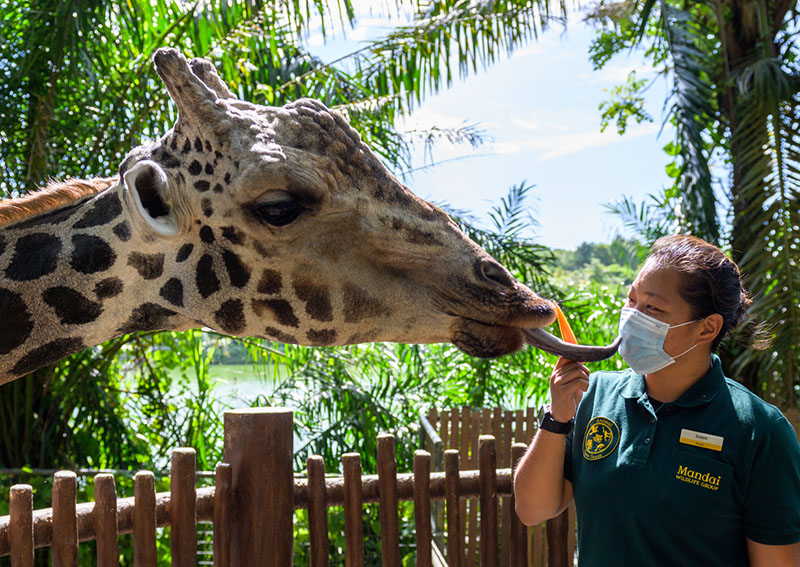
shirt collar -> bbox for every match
[619,370,647,400]
[618,355,725,407]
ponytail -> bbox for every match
[729,288,772,351]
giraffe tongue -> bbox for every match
[522,328,621,362]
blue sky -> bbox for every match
[306,6,676,250]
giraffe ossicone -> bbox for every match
[0,48,618,384]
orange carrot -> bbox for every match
[554,303,578,345]
[554,303,578,368]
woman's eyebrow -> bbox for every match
[642,290,668,302]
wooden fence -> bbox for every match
[420,407,576,567]
[0,408,571,566]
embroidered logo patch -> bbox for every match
[582,416,620,461]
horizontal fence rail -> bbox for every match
[0,469,520,552]
[0,485,216,554]
[293,467,515,507]
[0,407,570,566]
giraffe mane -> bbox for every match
[0,177,118,227]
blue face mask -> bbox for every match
[618,307,698,375]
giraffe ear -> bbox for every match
[124,160,185,237]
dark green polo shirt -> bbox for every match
[564,355,800,567]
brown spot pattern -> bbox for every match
[343,285,389,323]
[293,279,333,322]
[306,329,337,345]
[257,269,282,294]
[251,298,299,328]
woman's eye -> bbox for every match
[254,199,303,227]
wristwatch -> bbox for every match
[538,404,574,434]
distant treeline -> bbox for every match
[553,236,647,272]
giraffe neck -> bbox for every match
[0,182,194,383]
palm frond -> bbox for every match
[604,192,677,244]
[730,64,800,405]
[350,0,563,112]
[657,1,719,242]
[445,182,555,293]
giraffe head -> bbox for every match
[114,49,596,359]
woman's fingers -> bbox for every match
[551,361,590,387]
[549,361,590,422]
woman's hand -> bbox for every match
[549,360,590,422]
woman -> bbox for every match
[514,235,800,566]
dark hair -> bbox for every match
[646,235,770,351]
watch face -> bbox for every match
[538,403,550,423]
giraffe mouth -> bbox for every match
[440,278,621,360]
[450,317,621,361]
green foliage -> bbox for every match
[599,71,653,135]
[605,191,678,244]
[0,337,139,470]
[587,3,668,69]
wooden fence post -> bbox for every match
[377,433,401,567]
[94,474,119,567]
[509,443,528,567]
[546,510,569,567]
[342,453,364,567]
[479,435,498,567]
[223,408,293,567]
[171,448,197,567]
[413,450,432,567]
[444,450,461,567]
[133,471,157,567]
[307,455,329,567]
[9,484,34,567]
[52,471,77,567]
[214,463,232,567]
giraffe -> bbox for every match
[0,48,618,385]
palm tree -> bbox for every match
[591,0,799,406]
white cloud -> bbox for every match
[509,113,572,132]
[398,107,475,131]
[306,32,325,47]
[348,25,370,41]
[492,122,660,160]
[510,41,551,58]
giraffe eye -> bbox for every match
[252,196,304,227]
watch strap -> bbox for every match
[539,404,574,434]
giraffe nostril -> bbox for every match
[477,258,516,288]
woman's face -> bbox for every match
[626,262,701,357]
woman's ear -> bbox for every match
[697,313,724,346]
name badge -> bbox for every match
[679,429,724,452]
